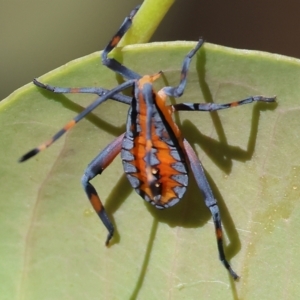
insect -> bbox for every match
[19,4,276,280]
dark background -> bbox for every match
[1,0,299,100]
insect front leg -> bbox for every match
[102,5,141,80]
[161,39,204,98]
[81,133,124,246]
[183,138,239,280]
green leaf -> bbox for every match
[1,42,300,299]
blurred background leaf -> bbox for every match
[1,0,300,100]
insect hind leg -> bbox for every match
[183,138,239,280]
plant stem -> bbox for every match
[119,0,175,46]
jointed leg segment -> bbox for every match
[81,134,124,245]
[19,80,135,162]
[162,39,204,98]
[102,5,141,80]
[183,139,239,280]
[33,79,132,105]
[172,95,276,112]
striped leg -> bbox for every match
[172,95,276,112]
[19,79,135,162]
[161,39,204,98]
[183,138,239,280]
[101,5,141,80]
[81,133,124,245]
[33,79,132,105]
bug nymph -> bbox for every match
[19,4,276,280]
[121,73,189,209]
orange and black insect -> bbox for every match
[19,5,276,280]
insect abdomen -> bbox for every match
[122,134,188,208]
[121,89,188,209]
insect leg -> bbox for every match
[161,39,204,98]
[33,78,132,105]
[183,138,239,280]
[102,5,141,80]
[19,79,135,162]
[172,95,276,112]
[81,133,124,245]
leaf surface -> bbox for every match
[1,42,300,299]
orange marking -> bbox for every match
[150,72,162,81]
[138,73,161,90]
[230,101,239,107]
[146,139,152,152]
[90,193,102,213]
[111,36,121,47]
[156,93,182,141]
[130,124,135,132]
[64,120,76,131]
[128,86,186,204]
[216,228,222,239]
[70,88,80,93]
[157,90,167,103]
[38,145,47,151]
[38,139,53,151]
[137,76,151,90]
